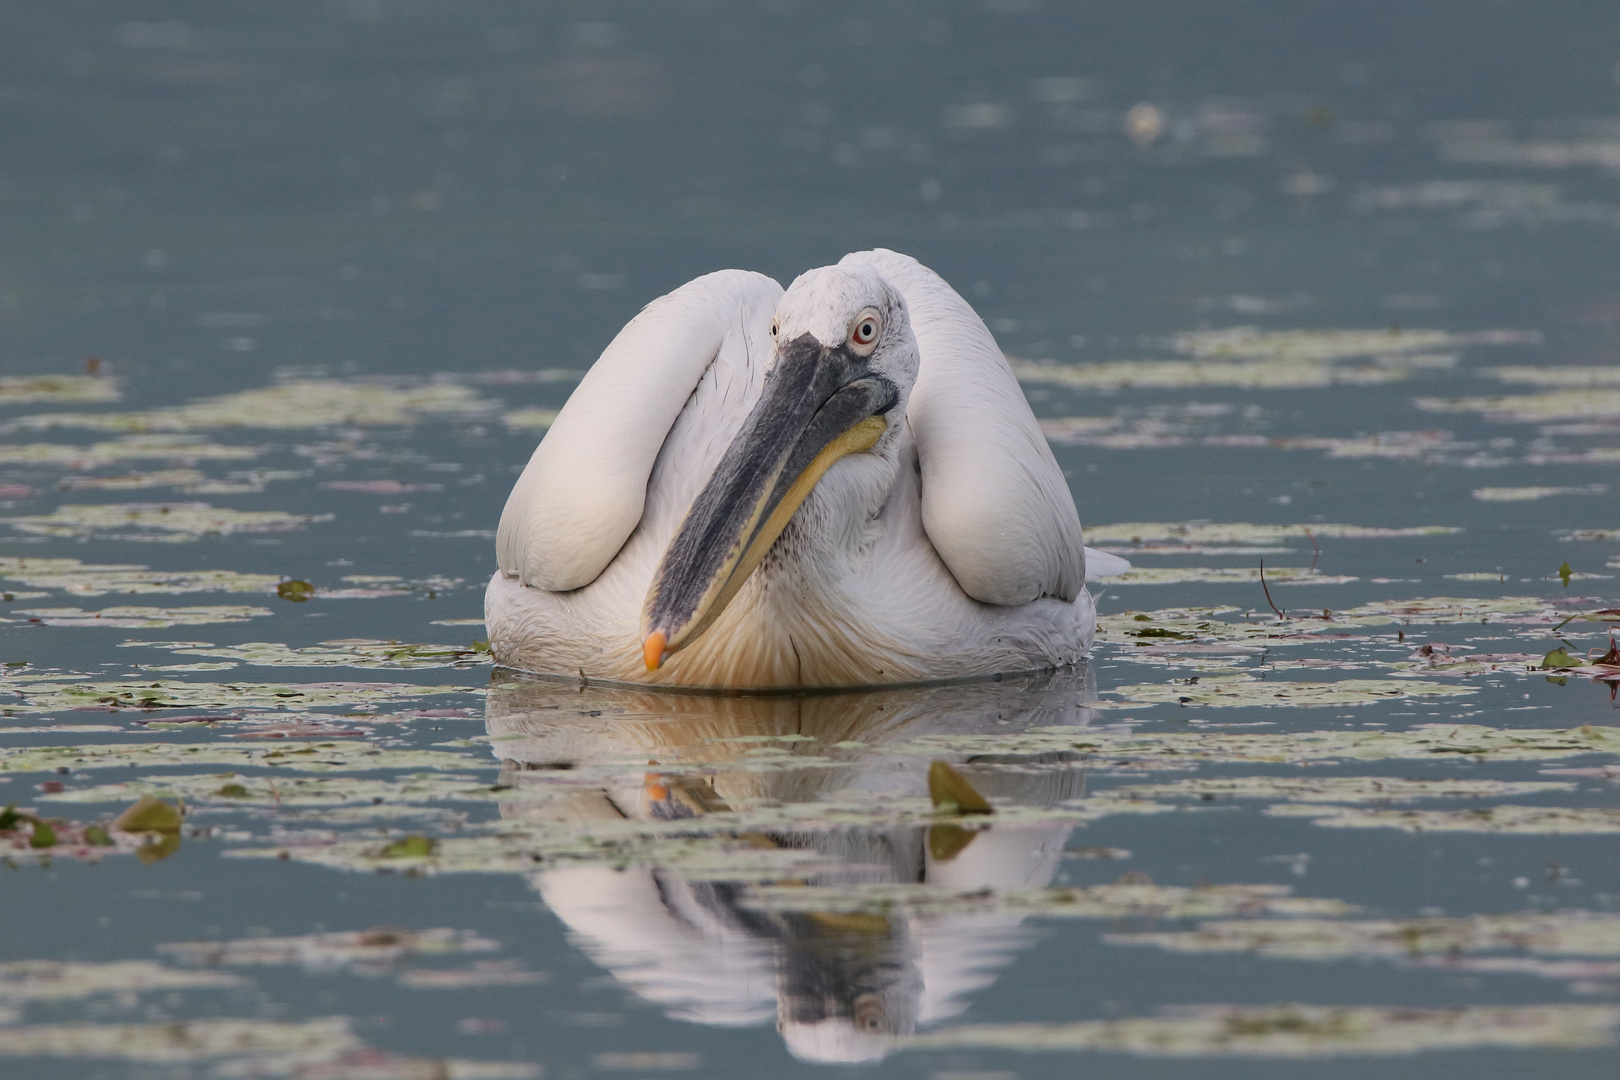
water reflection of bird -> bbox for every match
[488,249,1128,688]
[485,671,1097,1064]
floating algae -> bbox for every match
[1107,911,1620,960]
[0,435,260,467]
[11,380,498,433]
[0,375,120,406]
[897,724,1620,767]
[1106,776,1575,803]
[739,881,1354,920]
[0,677,474,714]
[0,741,481,774]
[14,606,273,628]
[2,503,322,541]
[0,961,243,1003]
[903,1004,1620,1056]
[1267,803,1620,834]
[122,639,492,669]
[158,927,499,971]
[1102,675,1475,709]
[0,557,282,596]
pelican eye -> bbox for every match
[852,993,888,1032]
[850,313,880,349]
[770,319,778,337]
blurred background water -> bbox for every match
[2,2,1619,1078]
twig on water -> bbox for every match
[1259,559,1285,621]
[1304,528,1320,570]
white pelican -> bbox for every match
[487,249,1126,688]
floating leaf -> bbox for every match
[379,834,437,858]
[28,819,56,848]
[1543,648,1582,669]
[928,760,994,815]
[112,796,183,834]
[276,580,316,602]
[1559,561,1574,587]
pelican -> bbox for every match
[487,249,1126,688]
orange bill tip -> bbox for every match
[643,631,667,672]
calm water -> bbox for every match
[2,3,1619,1077]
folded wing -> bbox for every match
[497,270,783,591]
[839,249,1086,605]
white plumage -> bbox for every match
[486,249,1125,688]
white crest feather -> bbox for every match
[839,249,1085,604]
[496,269,782,591]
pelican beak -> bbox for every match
[641,333,897,670]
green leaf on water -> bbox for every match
[215,783,251,799]
[471,639,490,654]
[0,803,20,830]
[1542,647,1582,669]
[83,824,113,846]
[29,819,56,848]
[276,579,316,602]
[1559,561,1573,587]
[379,834,437,858]
[928,760,994,815]
[112,795,183,833]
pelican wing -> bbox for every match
[840,249,1085,604]
[497,270,782,591]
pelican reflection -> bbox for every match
[484,669,1098,1064]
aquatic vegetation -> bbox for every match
[1106,776,1575,803]
[1473,485,1608,501]
[0,557,283,596]
[1108,912,1620,960]
[741,881,1355,920]
[899,724,1620,766]
[1109,566,1358,585]
[503,408,559,430]
[0,435,260,467]
[0,740,479,774]
[122,638,492,669]
[2,503,321,541]
[12,380,498,432]
[1087,522,1460,545]
[0,961,243,1003]
[1417,390,1620,423]
[0,375,120,406]
[159,927,499,971]
[0,678,474,715]
[44,772,499,807]
[905,1004,1620,1055]
[1268,803,1620,834]
[1102,675,1475,709]
[14,605,273,628]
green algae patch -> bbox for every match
[1418,389,1620,423]
[0,961,243,1003]
[42,773,499,809]
[126,639,492,669]
[15,606,272,628]
[900,723,1620,768]
[1103,675,1474,709]
[0,435,260,467]
[0,557,282,597]
[0,741,481,775]
[159,927,496,969]
[1268,803,1620,834]
[1474,485,1608,502]
[1110,567,1359,586]
[1108,776,1575,803]
[0,375,120,406]
[503,408,559,430]
[0,677,474,715]
[13,380,497,433]
[2,503,322,542]
[905,1004,1620,1056]
[740,881,1354,920]
[1087,522,1460,545]
[1108,912,1620,960]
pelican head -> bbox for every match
[641,264,918,670]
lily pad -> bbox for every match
[2,503,322,542]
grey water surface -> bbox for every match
[2,3,1619,1078]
